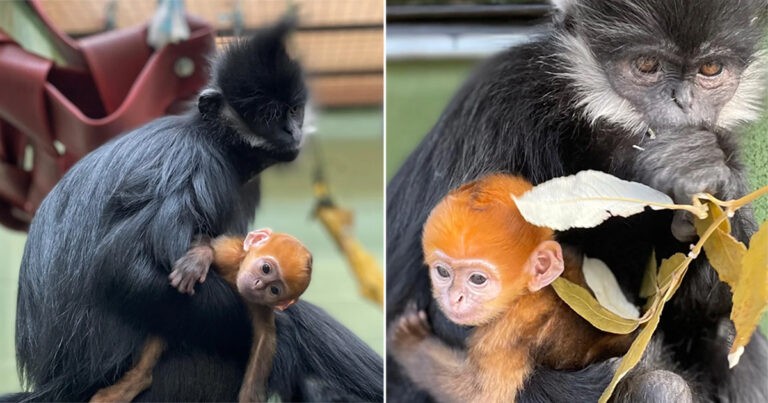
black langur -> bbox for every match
[11,18,382,402]
[387,0,768,401]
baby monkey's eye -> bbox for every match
[436,265,450,278]
[262,264,271,274]
[270,286,280,296]
[634,56,660,74]
[699,62,723,77]
[469,274,487,285]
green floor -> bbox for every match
[387,58,768,330]
[0,107,383,394]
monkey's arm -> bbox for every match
[90,336,166,402]
[239,306,277,403]
[388,309,478,403]
[210,235,247,284]
[169,235,245,293]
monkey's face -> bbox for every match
[238,230,312,309]
[208,22,309,161]
[557,0,767,134]
[237,254,293,307]
[426,250,506,327]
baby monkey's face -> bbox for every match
[237,229,313,311]
[426,250,503,327]
[237,255,290,306]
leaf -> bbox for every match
[639,250,658,299]
[551,277,640,335]
[728,222,768,367]
[657,253,688,297]
[694,202,745,290]
[582,257,640,320]
[513,170,674,230]
[599,299,664,403]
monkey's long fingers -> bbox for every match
[169,270,183,288]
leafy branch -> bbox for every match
[514,171,768,402]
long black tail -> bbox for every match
[0,392,32,403]
[272,301,383,402]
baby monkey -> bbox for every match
[389,173,635,402]
[91,228,312,402]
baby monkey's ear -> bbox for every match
[274,298,297,311]
[197,88,223,121]
[526,240,565,292]
[243,228,274,251]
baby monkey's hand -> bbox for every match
[389,302,432,351]
[169,244,213,295]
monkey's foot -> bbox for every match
[389,304,431,349]
[169,245,213,295]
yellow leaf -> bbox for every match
[729,222,768,366]
[599,293,664,403]
[657,253,688,297]
[639,250,658,299]
[694,202,745,290]
[551,277,640,335]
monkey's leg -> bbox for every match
[610,338,694,403]
[239,309,277,403]
[90,336,167,403]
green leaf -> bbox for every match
[694,202,745,290]
[729,222,768,367]
[551,277,640,335]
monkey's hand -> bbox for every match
[388,304,432,354]
[635,128,740,242]
[668,162,734,242]
[169,244,213,295]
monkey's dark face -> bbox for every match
[206,20,309,160]
[555,0,767,134]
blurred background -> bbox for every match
[0,0,382,393]
[386,0,768,327]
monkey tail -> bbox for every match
[0,392,32,403]
[272,301,383,402]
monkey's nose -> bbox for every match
[253,279,265,290]
[672,84,693,113]
[454,294,464,304]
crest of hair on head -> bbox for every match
[423,174,553,294]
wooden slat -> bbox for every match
[309,75,382,107]
[38,0,383,34]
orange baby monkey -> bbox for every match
[91,228,312,403]
[388,173,635,403]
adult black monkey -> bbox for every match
[11,18,382,402]
[387,0,768,401]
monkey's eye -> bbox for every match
[634,56,660,74]
[435,265,450,278]
[288,105,301,116]
[261,264,271,274]
[699,62,723,77]
[469,274,487,285]
[270,286,280,296]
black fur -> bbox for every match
[387,1,768,401]
[10,19,382,402]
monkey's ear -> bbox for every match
[274,298,297,311]
[243,228,273,251]
[198,88,223,120]
[527,240,565,292]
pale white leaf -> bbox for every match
[512,170,673,230]
[583,256,640,320]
